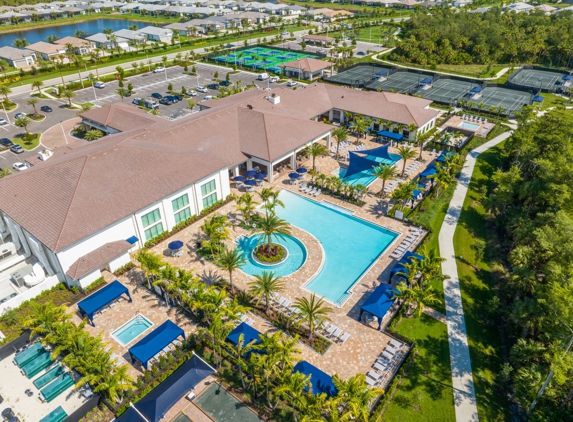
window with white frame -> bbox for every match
[172,193,191,224]
[200,179,218,209]
[141,208,164,241]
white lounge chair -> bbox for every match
[381,351,394,360]
[313,189,322,197]
[373,362,386,372]
[365,376,378,387]
[282,299,292,308]
[385,346,398,355]
[276,297,286,306]
[326,325,337,336]
[368,371,381,380]
[339,332,351,343]
[332,327,343,338]
[389,252,402,260]
[389,339,403,348]
[246,318,255,326]
[377,358,391,367]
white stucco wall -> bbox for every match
[108,252,131,273]
[77,268,103,289]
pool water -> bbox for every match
[458,121,480,131]
[111,315,153,346]
[336,153,401,187]
[236,234,306,277]
[212,47,314,72]
[274,191,399,305]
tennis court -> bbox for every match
[508,68,566,91]
[368,71,433,93]
[472,87,532,115]
[212,47,314,72]
[421,79,479,104]
[327,64,390,86]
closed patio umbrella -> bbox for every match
[168,240,184,250]
[233,176,245,182]
[255,173,266,179]
[296,168,308,174]
[244,179,256,186]
[289,172,300,179]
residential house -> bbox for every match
[139,26,173,43]
[54,36,95,55]
[27,41,67,61]
[84,33,129,50]
[0,46,36,68]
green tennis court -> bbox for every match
[471,87,532,115]
[195,383,264,422]
[327,64,389,85]
[369,71,433,93]
[212,47,314,72]
[421,79,479,104]
[508,68,566,91]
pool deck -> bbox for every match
[444,115,495,138]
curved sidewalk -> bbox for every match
[438,130,512,422]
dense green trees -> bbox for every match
[487,108,573,419]
[392,8,573,67]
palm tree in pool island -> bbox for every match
[215,246,247,293]
[251,213,291,259]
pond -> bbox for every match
[0,19,149,48]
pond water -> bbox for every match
[0,19,148,48]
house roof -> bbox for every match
[54,36,94,48]
[535,4,557,11]
[81,103,159,132]
[139,26,173,36]
[0,46,36,60]
[280,58,333,73]
[66,240,131,280]
[301,34,334,42]
[322,10,354,17]
[27,41,66,55]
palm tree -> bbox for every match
[276,371,311,422]
[0,85,11,102]
[433,163,453,198]
[93,363,136,403]
[22,302,70,338]
[14,116,31,134]
[251,213,291,254]
[134,249,165,288]
[235,192,259,223]
[293,294,332,342]
[84,129,103,141]
[393,282,441,317]
[418,244,445,290]
[333,373,384,419]
[215,246,247,293]
[304,142,328,170]
[275,332,301,370]
[27,97,39,116]
[77,102,94,116]
[0,168,13,178]
[249,271,286,315]
[331,126,348,160]
[115,88,128,103]
[90,49,101,79]
[61,88,75,107]
[372,163,397,196]
[229,333,257,389]
[391,180,417,210]
[397,146,417,177]
[199,214,230,255]
[32,80,44,97]
[349,115,370,144]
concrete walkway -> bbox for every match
[438,130,513,422]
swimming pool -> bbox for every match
[195,383,264,422]
[274,191,399,305]
[111,314,153,346]
[335,153,401,187]
[236,234,307,277]
[458,121,480,131]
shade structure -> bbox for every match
[226,322,263,347]
[114,407,148,422]
[563,75,572,81]
[129,320,185,369]
[412,189,423,199]
[126,235,139,245]
[420,77,432,84]
[375,70,388,76]
[470,86,482,93]
[359,283,398,329]
[436,151,456,163]
[77,280,131,325]
[293,361,337,397]
[245,170,257,177]
[254,173,267,180]
[132,353,216,422]
[389,251,425,279]
[532,95,544,103]
[244,179,256,186]
[376,130,404,141]
[296,168,308,174]
[168,240,183,250]
[345,144,395,178]
[419,165,437,178]
[233,175,245,182]
[289,172,300,179]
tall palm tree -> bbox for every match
[275,332,301,370]
[90,49,101,79]
[61,88,75,107]
[0,85,12,102]
[433,163,453,198]
[32,80,44,97]
[304,142,328,170]
[418,245,445,290]
[228,332,257,390]
[372,163,397,196]
[134,249,165,288]
[293,294,332,342]
[331,126,348,160]
[84,129,103,141]
[215,246,247,293]
[397,146,417,177]
[391,180,417,210]
[22,302,70,338]
[349,115,370,144]
[276,371,311,422]
[14,116,32,134]
[27,97,39,116]
[249,271,286,315]
[251,213,291,254]
[235,192,259,223]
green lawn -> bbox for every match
[453,142,510,421]
[383,314,455,422]
[13,133,40,150]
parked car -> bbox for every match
[196,86,208,93]
[219,80,232,86]
[132,97,142,105]
[13,162,28,171]
[151,93,163,99]
[14,113,26,119]
[187,89,197,96]
[94,81,105,88]
[143,99,159,110]
[257,73,269,81]
[0,118,7,125]
[11,145,24,154]
[165,95,179,103]
[269,76,279,83]
[281,31,289,36]
[40,105,52,112]
[153,67,165,73]
[159,97,173,105]
[287,80,298,87]
[207,83,220,90]
[356,51,366,56]
[0,138,13,147]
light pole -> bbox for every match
[146,54,151,72]
[163,67,168,83]
[88,74,97,102]
[1,102,10,124]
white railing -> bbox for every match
[0,275,60,316]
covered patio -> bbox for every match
[77,280,132,326]
[359,283,399,330]
[292,360,338,397]
[129,320,185,369]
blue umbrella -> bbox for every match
[255,173,266,180]
[244,179,256,186]
[296,168,308,174]
[246,170,257,177]
[168,240,184,250]
[233,176,245,182]
[289,172,300,179]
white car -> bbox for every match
[0,118,7,125]
[281,31,289,36]
[287,80,298,87]
[13,162,28,171]
[187,89,197,96]
[269,76,279,83]
[196,86,208,93]
[94,81,105,89]
[153,67,165,73]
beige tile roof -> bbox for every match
[80,103,160,132]
[66,240,131,280]
[280,58,334,73]
[54,36,94,48]
[301,34,334,42]
[27,41,66,56]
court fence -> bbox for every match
[506,65,571,93]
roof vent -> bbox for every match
[267,95,280,105]
[38,149,53,161]
[247,104,253,109]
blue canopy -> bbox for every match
[233,175,245,182]
[168,240,183,250]
[77,280,131,325]
[246,170,257,177]
[420,77,432,84]
[377,130,404,141]
[563,75,571,81]
[419,165,436,177]
[390,251,425,279]
[226,322,262,347]
[129,320,185,369]
[296,168,308,174]
[135,353,215,422]
[436,151,456,163]
[532,95,544,103]
[345,144,395,178]
[244,179,256,186]
[359,283,398,329]
[412,189,423,198]
[293,361,337,397]
[470,86,482,93]
[115,407,147,422]
[126,235,139,245]
[375,70,388,76]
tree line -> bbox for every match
[486,108,573,420]
[390,8,573,67]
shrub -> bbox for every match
[114,262,135,276]
[83,277,106,294]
